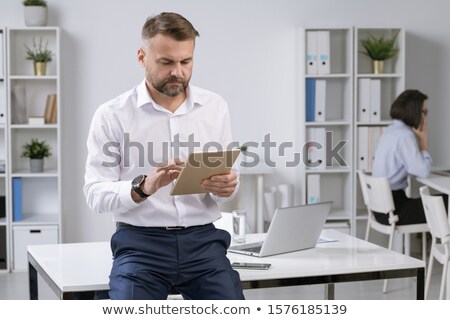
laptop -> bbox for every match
[228,201,332,257]
[432,169,450,177]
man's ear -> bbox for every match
[137,48,145,66]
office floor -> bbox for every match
[0,263,445,300]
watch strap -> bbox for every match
[132,175,150,198]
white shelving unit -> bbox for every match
[353,27,405,239]
[298,26,405,237]
[298,27,354,234]
[3,27,61,271]
[0,27,7,271]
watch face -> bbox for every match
[132,175,145,187]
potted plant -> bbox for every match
[21,138,52,173]
[24,37,53,76]
[23,0,48,26]
[360,30,400,74]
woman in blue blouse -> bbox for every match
[372,89,438,225]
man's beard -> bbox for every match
[152,75,189,97]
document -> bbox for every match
[306,31,318,75]
[307,174,321,204]
[0,83,5,124]
[12,178,23,222]
[315,79,326,121]
[358,78,371,122]
[307,128,326,169]
[367,126,383,171]
[357,126,369,171]
[0,32,3,76]
[317,31,330,74]
[370,79,381,122]
[306,78,315,122]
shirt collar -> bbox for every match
[392,119,408,128]
[136,79,205,114]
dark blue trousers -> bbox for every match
[109,223,245,300]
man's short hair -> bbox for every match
[142,12,199,41]
[390,89,428,129]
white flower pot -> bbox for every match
[24,6,47,27]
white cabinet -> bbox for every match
[298,27,354,231]
[13,225,58,270]
[299,26,405,237]
[0,27,62,272]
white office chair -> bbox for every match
[419,186,450,300]
[357,170,429,293]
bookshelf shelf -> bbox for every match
[356,73,403,78]
[12,214,59,225]
[9,75,58,80]
[10,124,58,129]
[306,73,351,79]
[306,121,351,127]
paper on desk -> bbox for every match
[317,236,338,244]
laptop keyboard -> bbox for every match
[241,245,262,253]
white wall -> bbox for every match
[1,0,450,242]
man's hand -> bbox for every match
[132,159,184,202]
[201,170,238,197]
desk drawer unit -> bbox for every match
[13,225,58,270]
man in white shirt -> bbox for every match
[84,12,244,300]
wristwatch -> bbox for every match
[131,175,150,198]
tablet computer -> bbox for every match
[170,149,241,196]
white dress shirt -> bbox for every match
[84,80,239,227]
[372,119,432,190]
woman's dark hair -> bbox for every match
[390,89,428,129]
[141,12,199,41]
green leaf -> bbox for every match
[360,30,400,61]
[24,37,53,63]
[23,0,47,7]
[21,138,52,159]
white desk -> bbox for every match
[416,173,450,299]
[28,230,424,300]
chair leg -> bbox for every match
[425,251,434,300]
[404,234,410,256]
[439,260,448,300]
[383,229,395,293]
[365,222,370,241]
[422,232,427,267]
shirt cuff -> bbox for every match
[118,180,141,209]
[421,150,432,160]
[210,180,240,203]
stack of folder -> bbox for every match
[357,126,384,171]
[358,79,381,122]
[306,31,330,75]
[306,79,326,122]
[306,128,326,169]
